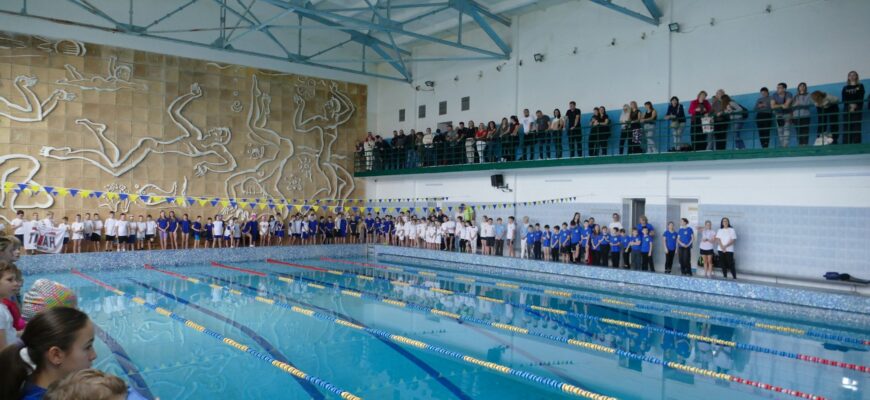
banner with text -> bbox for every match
[22,222,66,253]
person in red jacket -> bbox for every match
[689,91,713,151]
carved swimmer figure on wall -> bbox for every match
[0,75,75,123]
[224,74,295,201]
[56,56,148,92]
[292,81,356,201]
[41,83,237,177]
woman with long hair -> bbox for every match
[0,307,97,400]
[548,109,564,159]
[841,71,865,144]
[507,115,521,162]
[641,101,658,153]
[475,122,489,164]
[689,91,712,151]
[619,104,631,155]
[716,217,737,279]
[698,220,716,278]
[628,101,642,154]
[792,82,812,146]
[664,96,686,151]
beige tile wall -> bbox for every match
[0,32,367,220]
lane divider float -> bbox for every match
[156,263,614,400]
[319,257,868,348]
[71,269,361,400]
[277,259,868,373]
[208,261,835,399]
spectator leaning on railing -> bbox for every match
[842,70,865,145]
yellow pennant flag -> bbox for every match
[197,197,208,206]
[220,200,230,208]
[276,204,285,211]
[105,192,117,201]
[128,194,139,203]
[311,205,320,212]
[55,187,69,197]
[151,196,164,203]
[175,197,186,206]
[79,190,92,198]
[258,203,267,210]
[294,205,303,212]
[238,201,248,209]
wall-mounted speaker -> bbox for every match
[491,174,504,188]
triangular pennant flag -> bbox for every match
[56,187,69,197]
[220,200,230,208]
[43,186,55,195]
[118,193,129,201]
[275,204,283,211]
[259,203,268,210]
[365,207,372,213]
[151,196,164,203]
[447,206,453,212]
[92,191,104,199]
[197,197,208,206]
[139,195,150,202]
[184,197,195,206]
[380,207,387,213]
[128,194,139,203]
[211,198,220,207]
[165,196,175,204]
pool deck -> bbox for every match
[17,244,869,330]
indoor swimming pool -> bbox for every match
[24,254,869,400]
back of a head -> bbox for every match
[44,369,127,400]
[0,307,90,400]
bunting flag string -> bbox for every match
[0,181,578,215]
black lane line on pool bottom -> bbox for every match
[93,325,157,399]
[127,279,325,400]
[200,273,475,400]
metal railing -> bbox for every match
[354,104,868,173]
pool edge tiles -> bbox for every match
[16,245,366,275]
[372,246,870,326]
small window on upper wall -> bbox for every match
[439,101,447,115]
[399,109,405,122]
[418,105,426,119]
[461,96,470,111]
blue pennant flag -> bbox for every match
[140,195,150,202]
[351,206,359,212]
[380,207,387,213]
[165,196,175,203]
[210,198,220,207]
[92,191,104,198]
[447,206,453,212]
[16,183,27,192]
[186,197,195,205]
[268,203,275,209]
[230,200,238,208]
[43,186,55,195]
[365,207,373,213]
[69,189,79,197]
[119,193,129,201]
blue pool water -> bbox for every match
[26,256,868,400]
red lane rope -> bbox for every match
[211,261,267,276]
[320,257,389,270]
[144,264,193,280]
[266,258,328,272]
[71,269,121,292]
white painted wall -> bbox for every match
[366,154,870,208]
[372,0,870,134]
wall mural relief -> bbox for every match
[0,76,76,122]
[41,83,236,178]
[57,56,149,92]
[0,31,367,219]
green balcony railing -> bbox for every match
[354,105,869,176]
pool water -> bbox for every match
[27,256,868,400]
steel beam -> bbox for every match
[589,0,659,26]
[259,0,506,59]
[451,0,511,56]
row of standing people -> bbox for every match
[357,71,866,169]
